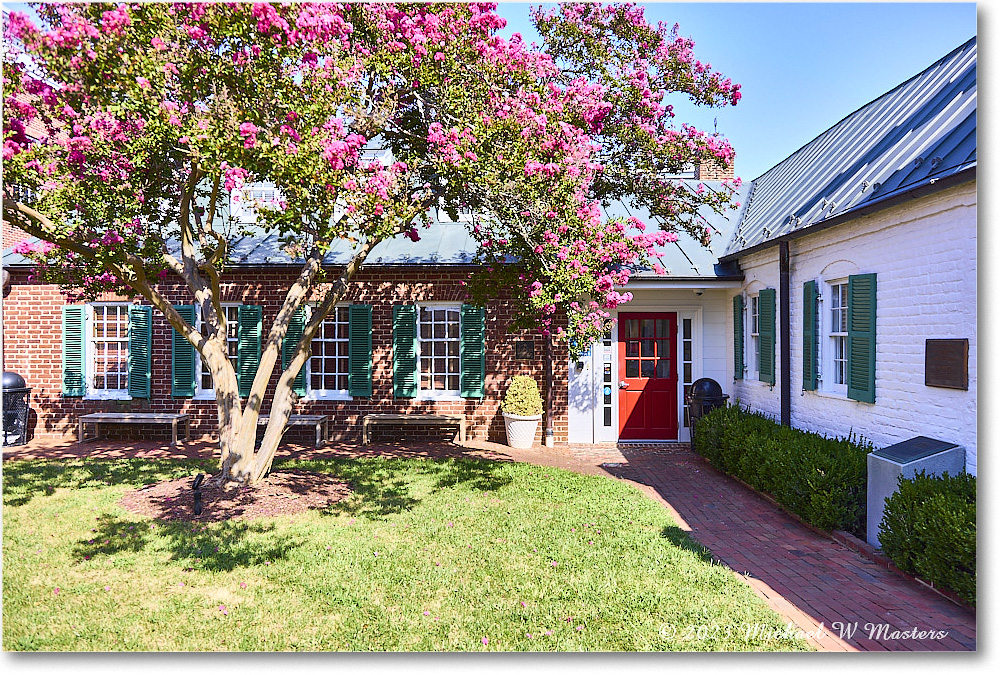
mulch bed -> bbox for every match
[119,470,352,522]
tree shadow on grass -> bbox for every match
[660,525,716,564]
[278,456,513,519]
[3,457,214,508]
[72,513,299,572]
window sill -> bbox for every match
[417,391,463,402]
[84,392,131,401]
[301,392,352,402]
[805,389,851,401]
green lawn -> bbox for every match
[3,455,809,651]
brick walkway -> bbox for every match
[3,437,975,651]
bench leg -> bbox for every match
[170,419,178,447]
[459,420,466,444]
[315,423,321,448]
[362,420,369,445]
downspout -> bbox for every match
[544,335,554,447]
[779,240,791,427]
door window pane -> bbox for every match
[625,360,639,377]
[640,360,654,378]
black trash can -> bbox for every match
[686,377,728,439]
[3,371,32,447]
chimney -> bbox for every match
[694,159,735,181]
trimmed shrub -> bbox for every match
[501,375,543,416]
[879,471,976,605]
[693,403,871,537]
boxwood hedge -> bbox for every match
[879,471,976,605]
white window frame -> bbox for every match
[303,304,353,401]
[84,302,131,400]
[231,183,283,224]
[824,279,849,395]
[194,303,241,400]
[417,302,462,400]
[748,293,760,379]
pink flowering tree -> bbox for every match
[3,2,739,484]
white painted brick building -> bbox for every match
[728,181,977,472]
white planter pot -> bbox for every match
[503,412,542,449]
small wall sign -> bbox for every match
[925,338,969,390]
[514,340,535,360]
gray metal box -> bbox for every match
[867,436,965,547]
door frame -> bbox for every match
[593,306,702,443]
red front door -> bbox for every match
[618,313,678,440]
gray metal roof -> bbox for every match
[723,36,976,257]
[5,186,747,280]
[603,181,750,279]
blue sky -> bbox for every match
[496,2,977,181]
[5,1,976,181]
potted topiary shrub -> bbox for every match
[502,375,543,449]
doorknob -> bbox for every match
[619,381,629,389]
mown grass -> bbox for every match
[3,455,810,651]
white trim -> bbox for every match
[415,301,462,399]
[83,302,130,400]
[194,303,242,399]
[676,308,703,443]
[822,278,849,396]
[305,303,352,399]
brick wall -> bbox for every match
[729,180,977,473]
[2,266,568,445]
[694,159,735,182]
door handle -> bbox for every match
[619,381,629,389]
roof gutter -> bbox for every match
[718,165,976,264]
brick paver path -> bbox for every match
[4,436,975,651]
[569,444,976,652]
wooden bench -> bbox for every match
[362,413,466,445]
[78,413,191,447]
[257,414,329,448]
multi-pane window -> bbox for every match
[199,305,239,391]
[91,305,129,392]
[419,306,460,392]
[829,282,849,386]
[622,317,673,379]
[681,318,694,428]
[749,295,760,375]
[310,306,351,391]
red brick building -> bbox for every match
[1,218,566,445]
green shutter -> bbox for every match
[128,305,152,399]
[348,304,373,397]
[238,305,262,397]
[61,305,86,396]
[171,305,197,397]
[282,305,307,397]
[393,304,418,398]
[802,281,818,391]
[460,304,486,398]
[758,288,776,385]
[733,295,744,380]
[847,273,877,403]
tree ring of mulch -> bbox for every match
[119,470,352,522]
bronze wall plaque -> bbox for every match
[925,339,969,390]
[514,340,535,360]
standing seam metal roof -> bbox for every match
[723,36,976,257]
